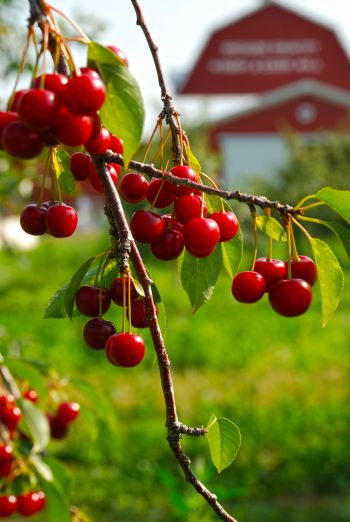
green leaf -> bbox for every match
[256,216,287,242]
[180,246,223,313]
[5,358,47,401]
[205,194,223,213]
[221,226,243,279]
[156,300,167,341]
[184,143,201,174]
[309,237,344,327]
[88,42,144,167]
[44,284,69,319]
[326,221,350,260]
[64,257,96,320]
[151,282,162,304]
[53,149,75,194]
[41,481,70,522]
[17,398,50,453]
[30,455,53,482]
[316,187,350,224]
[70,377,116,425]
[207,415,241,473]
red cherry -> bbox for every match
[183,217,220,255]
[254,258,287,291]
[54,108,93,146]
[210,211,239,242]
[0,495,17,516]
[119,173,149,203]
[63,74,106,115]
[70,152,91,181]
[0,395,15,412]
[151,229,184,260]
[85,127,111,154]
[89,163,119,193]
[57,402,80,424]
[231,271,266,303]
[0,444,13,464]
[110,277,139,306]
[109,134,123,154]
[127,299,158,329]
[45,204,78,238]
[8,89,29,111]
[0,461,12,477]
[285,255,317,286]
[130,210,164,243]
[33,73,68,98]
[1,406,22,431]
[186,244,216,258]
[23,389,38,403]
[80,67,102,80]
[75,285,111,317]
[269,278,312,317]
[169,165,198,196]
[146,178,175,208]
[2,121,44,158]
[17,89,60,130]
[0,111,18,148]
[162,214,184,232]
[20,204,47,236]
[107,45,129,67]
[174,194,207,225]
[17,492,46,516]
[47,414,68,439]
[83,318,117,350]
[105,333,145,367]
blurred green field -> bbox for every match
[1,233,350,521]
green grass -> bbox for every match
[1,234,350,521]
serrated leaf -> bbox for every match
[221,227,243,278]
[5,358,47,401]
[180,246,223,313]
[207,415,241,473]
[256,216,287,242]
[53,149,75,195]
[17,398,49,453]
[64,257,96,320]
[88,42,144,167]
[31,455,53,482]
[44,284,69,319]
[184,143,201,174]
[309,237,344,326]
[326,221,350,260]
[316,187,350,224]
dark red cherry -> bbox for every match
[89,163,119,193]
[1,406,22,431]
[17,89,60,130]
[254,257,287,291]
[8,89,29,111]
[231,271,266,303]
[107,45,129,67]
[45,204,78,238]
[130,210,164,243]
[151,229,184,260]
[54,108,93,146]
[119,173,149,203]
[57,402,80,424]
[105,333,145,367]
[0,111,18,148]
[83,318,116,350]
[17,492,46,516]
[47,413,68,439]
[0,461,12,477]
[75,285,111,317]
[269,278,312,317]
[127,299,158,329]
[186,245,216,258]
[2,121,44,158]
[174,194,207,225]
[169,165,198,196]
[33,73,68,98]
[146,178,175,208]
[162,214,184,232]
[183,217,220,255]
[0,444,13,464]
[20,204,47,235]
[110,277,139,306]
[0,495,17,516]
[70,152,91,181]
[210,211,239,242]
[285,255,317,286]
[85,126,111,155]
[63,74,106,115]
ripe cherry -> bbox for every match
[169,165,198,196]
[75,285,111,317]
[33,73,68,98]
[210,211,239,242]
[0,461,12,477]
[119,173,149,203]
[130,210,164,243]
[1,406,22,431]
[0,394,15,411]
[146,178,175,208]
[80,67,102,80]
[45,204,78,238]
[183,217,220,256]
[54,108,93,146]
[186,244,216,258]
[20,204,47,236]
[0,444,13,464]
[110,277,139,306]
[107,45,129,67]
[151,229,184,260]
[2,121,44,159]
[162,214,183,233]
[47,414,68,439]
[105,333,145,367]
[57,402,80,424]
[253,258,287,291]
[23,389,38,403]
[285,255,317,286]
[0,495,17,517]
[85,126,111,155]
[231,271,266,303]
[70,152,91,181]
[17,89,60,130]
[109,134,123,154]
[127,299,158,329]
[8,89,29,111]
[269,278,312,317]
[174,194,207,224]
[89,163,119,193]
[63,74,106,115]
[0,111,18,148]
[17,492,46,516]
[83,318,116,350]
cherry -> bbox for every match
[110,277,139,306]
[1,406,22,431]
[0,395,15,411]
[0,444,13,464]
[119,173,149,203]
[89,163,119,193]
[47,414,68,439]
[17,89,60,130]
[186,244,216,258]
[169,165,198,196]
[2,121,44,159]
[54,108,93,146]
[109,134,123,154]
[45,204,78,238]
[269,278,312,317]
[253,257,287,291]
[285,255,317,286]
[57,402,80,424]
[70,152,91,181]
[127,299,158,328]
[130,210,164,243]
[83,318,116,350]
[8,89,29,111]
[20,204,47,236]
[105,333,145,367]
[210,211,239,242]
[17,492,46,516]
[0,111,18,148]
[0,495,17,517]
[162,214,183,233]
[151,229,184,261]
[75,285,111,317]
[33,73,68,98]
[23,389,38,403]
[107,45,129,67]
[183,217,220,256]
[63,74,106,115]
[231,271,266,303]
[0,461,12,477]
[85,126,111,155]
[146,178,175,208]
[174,194,207,225]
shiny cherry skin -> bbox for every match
[232,271,266,303]
[162,214,183,233]
[186,245,216,258]
[254,257,287,291]
[169,165,198,196]
[89,163,119,193]
[63,74,106,115]
[45,204,78,238]
[183,217,220,254]
[17,89,60,130]
[151,229,184,261]
[20,204,47,236]
[70,152,91,181]
[146,178,175,208]
[1,406,22,431]
[47,414,68,439]
[110,277,139,306]
[0,394,15,412]
[174,194,207,225]
[0,444,13,464]
[127,300,158,329]
[0,495,17,517]
[33,73,68,98]
[0,111,18,148]
[85,126,111,154]
[57,402,80,424]
[23,389,38,403]
[17,492,46,516]
[285,255,317,286]
[105,333,145,367]
[210,211,239,242]
[2,121,44,159]
[119,173,149,203]
[54,108,93,146]
[107,45,129,67]
[130,210,164,243]
[75,285,111,317]
[83,318,116,350]
[109,134,123,154]
[269,278,312,317]
[80,67,102,80]
[8,89,29,111]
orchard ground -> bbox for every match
[0,232,350,522]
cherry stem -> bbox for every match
[142,118,161,163]
[38,149,51,205]
[265,208,273,261]
[47,4,90,42]
[294,194,317,210]
[290,225,299,262]
[7,27,32,110]
[286,220,293,279]
[300,201,326,212]
[122,275,127,334]
[51,148,62,204]
[250,207,258,271]
[292,217,313,240]
[127,274,132,334]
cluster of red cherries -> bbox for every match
[75,276,149,367]
[232,255,317,317]
[47,401,80,440]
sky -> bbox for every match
[14,0,350,130]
